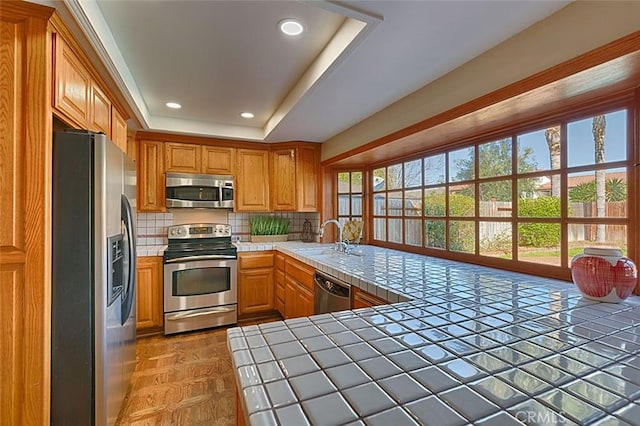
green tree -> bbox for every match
[455,139,538,201]
[569,178,627,202]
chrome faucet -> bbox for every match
[319,219,348,252]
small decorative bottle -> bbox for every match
[301,219,314,242]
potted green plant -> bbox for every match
[250,216,290,242]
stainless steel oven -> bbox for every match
[163,223,237,334]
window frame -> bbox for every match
[353,98,637,282]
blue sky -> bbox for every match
[518,109,627,172]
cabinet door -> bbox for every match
[296,146,319,212]
[296,285,314,317]
[202,146,235,175]
[236,149,270,211]
[53,35,90,127]
[271,148,296,211]
[284,277,297,319]
[112,108,128,154]
[138,140,165,212]
[238,268,274,316]
[165,142,201,173]
[136,257,163,334]
[88,83,111,136]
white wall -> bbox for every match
[321,1,640,162]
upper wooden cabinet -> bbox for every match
[165,142,236,175]
[138,140,166,212]
[203,145,235,175]
[112,108,128,154]
[165,142,201,173]
[88,83,111,136]
[237,148,270,212]
[296,146,319,212]
[271,148,296,211]
[54,35,91,127]
[52,32,129,150]
[271,145,320,212]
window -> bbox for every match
[366,106,632,274]
[337,171,363,226]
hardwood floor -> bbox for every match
[117,316,280,425]
[116,327,236,426]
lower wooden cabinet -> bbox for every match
[238,252,275,318]
[284,276,314,319]
[136,256,164,335]
[352,287,388,309]
[283,255,315,319]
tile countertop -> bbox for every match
[228,243,640,425]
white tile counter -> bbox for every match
[229,243,640,425]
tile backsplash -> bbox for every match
[136,211,320,245]
[136,212,173,245]
[228,212,320,242]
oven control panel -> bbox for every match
[168,223,232,239]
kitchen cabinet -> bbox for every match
[296,146,320,212]
[53,32,128,144]
[112,107,128,154]
[352,287,388,309]
[138,139,166,212]
[203,145,235,175]
[237,252,275,317]
[53,34,91,128]
[270,145,320,212]
[165,142,236,175]
[237,148,270,212]
[88,83,111,136]
[283,255,315,319]
[136,256,164,335]
[271,148,296,210]
[165,142,201,173]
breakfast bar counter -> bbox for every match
[228,243,640,425]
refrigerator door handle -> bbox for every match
[120,194,136,325]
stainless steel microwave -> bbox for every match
[165,172,234,209]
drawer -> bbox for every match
[239,252,274,269]
[285,257,314,291]
[276,279,285,301]
[275,254,285,271]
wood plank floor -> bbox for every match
[116,327,236,426]
[117,317,279,426]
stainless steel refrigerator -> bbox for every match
[52,130,137,425]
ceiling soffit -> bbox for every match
[63,0,381,141]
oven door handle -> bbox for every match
[165,255,237,263]
[166,307,235,320]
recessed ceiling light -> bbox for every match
[279,19,304,36]
[240,112,254,119]
[165,102,181,109]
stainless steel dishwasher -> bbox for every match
[314,271,351,314]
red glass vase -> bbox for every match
[571,247,637,303]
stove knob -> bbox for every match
[170,229,176,236]
[177,228,185,235]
